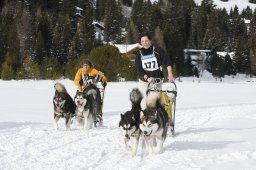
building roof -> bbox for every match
[184,49,211,53]
[216,52,235,59]
[114,43,142,54]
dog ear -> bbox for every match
[120,113,124,119]
[82,92,88,98]
[140,111,144,119]
[132,115,135,121]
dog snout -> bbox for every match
[125,134,130,139]
[144,131,148,135]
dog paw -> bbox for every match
[53,124,58,130]
[131,151,137,157]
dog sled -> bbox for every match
[161,82,177,136]
[146,78,177,136]
[78,75,106,127]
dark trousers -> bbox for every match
[83,84,103,119]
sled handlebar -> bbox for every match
[165,81,177,96]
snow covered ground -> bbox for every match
[194,0,256,12]
[1,75,256,170]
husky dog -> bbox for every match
[53,82,76,130]
[145,78,164,108]
[74,91,94,130]
[140,108,169,154]
[140,78,169,154]
[119,88,143,156]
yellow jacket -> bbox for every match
[74,68,107,91]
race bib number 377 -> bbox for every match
[141,54,159,71]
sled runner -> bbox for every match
[161,82,177,136]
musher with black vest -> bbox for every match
[74,59,107,125]
[135,33,175,109]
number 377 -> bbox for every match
[144,61,156,69]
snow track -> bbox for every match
[1,79,256,169]
[1,103,256,170]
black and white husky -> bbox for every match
[139,78,169,154]
[53,82,76,130]
[119,88,142,156]
[74,91,94,130]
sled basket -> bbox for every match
[161,82,177,135]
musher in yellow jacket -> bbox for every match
[74,59,107,125]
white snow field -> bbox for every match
[0,76,256,170]
[194,0,256,12]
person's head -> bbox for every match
[140,33,152,49]
[82,59,92,71]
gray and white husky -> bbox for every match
[119,88,142,156]
[139,78,169,154]
[74,91,94,130]
[53,82,76,130]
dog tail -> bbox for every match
[130,88,143,107]
[54,82,67,93]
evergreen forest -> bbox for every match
[1,0,256,81]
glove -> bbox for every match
[78,86,83,92]
[102,81,107,88]
[143,74,148,81]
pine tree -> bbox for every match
[50,14,71,64]
[224,54,235,75]
[1,3,20,70]
[189,7,207,49]
[37,12,52,58]
[122,0,133,7]
[87,45,123,81]
[228,6,247,52]
[126,19,139,43]
[241,6,252,19]
[203,10,228,53]
[233,36,250,73]
[249,9,256,35]
[1,53,15,80]
[103,0,123,43]
[18,7,39,63]
[162,20,183,76]
[16,54,41,79]
[96,0,105,21]
[41,57,62,79]
[189,0,215,49]
[73,0,95,56]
